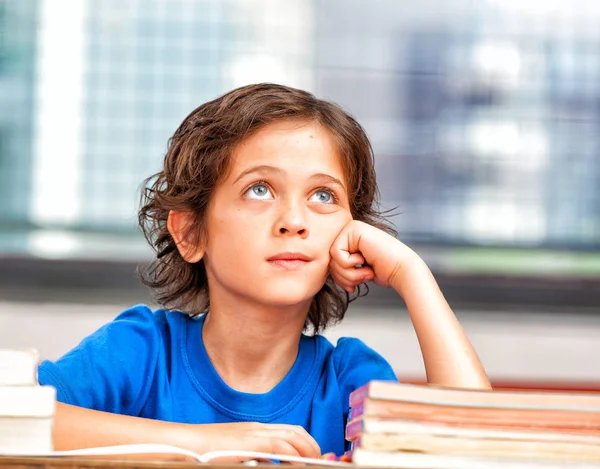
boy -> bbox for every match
[38,83,490,459]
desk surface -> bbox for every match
[0,457,271,469]
[0,457,341,469]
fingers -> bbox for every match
[330,235,365,268]
[218,438,301,464]
[336,252,366,269]
[202,422,321,460]
[329,221,373,292]
[255,425,321,458]
[329,262,375,293]
[260,436,301,457]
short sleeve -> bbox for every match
[38,304,162,416]
[332,337,398,416]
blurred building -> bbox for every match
[315,0,600,249]
[0,0,38,230]
[0,0,599,275]
[1,0,314,256]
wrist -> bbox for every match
[166,422,206,454]
[389,249,427,297]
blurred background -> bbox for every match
[0,0,599,388]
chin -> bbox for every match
[259,283,323,307]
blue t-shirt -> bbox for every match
[38,304,397,455]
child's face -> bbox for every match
[202,120,353,309]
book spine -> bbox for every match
[345,417,364,441]
[349,383,369,408]
[346,403,358,455]
[349,400,364,420]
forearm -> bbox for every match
[391,251,491,390]
[52,403,322,459]
[53,402,193,455]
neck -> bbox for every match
[202,287,311,394]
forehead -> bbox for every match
[229,120,347,181]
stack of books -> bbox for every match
[347,380,600,468]
[0,348,56,454]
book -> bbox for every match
[0,349,55,454]
[346,417,600,442]
[0,444,351,466]
[349,381,600,411]
[349,397,600,431]
[0,419,54,455]
[0,348,39,386]
[0,386,56,418]
[348,381,600,467]
[351,448,600,469]
[354,432,600,461]
[0,386,55,453]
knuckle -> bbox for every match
[293,425,305,433]
[273,439,296,456]
[267,437,279,453]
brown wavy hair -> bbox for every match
[138,83,397,333]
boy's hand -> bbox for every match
[191,422,321,461]
[329,220,416,293]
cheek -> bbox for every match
[319,211,353,243]
[205,211,252,255]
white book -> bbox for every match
[0,444,350,466]
[0,418,53,453]
[0,385,55,417]
[0,348,39,386]
[352,448,600,469]
[352,381,600,411]
[0,379,55,454]
[357,432,600,461]
[354,419,600,445]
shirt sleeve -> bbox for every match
[332,337,398,439]
[37,304,162,416]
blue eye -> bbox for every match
[245,183,273,200]
[310,189,335,204]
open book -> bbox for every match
[0,444,351,466]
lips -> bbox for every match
[267,252,313,269]
[267,252,312,262]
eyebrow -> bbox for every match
[233,165,347,193]
[309,173,347,193]
[233,165,283,184]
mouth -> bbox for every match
[267,252,313,270]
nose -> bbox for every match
[273,200,309,238]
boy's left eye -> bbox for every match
[309,189,336,204]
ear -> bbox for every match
[167,210,205,263]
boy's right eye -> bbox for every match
[244,182,274,200]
